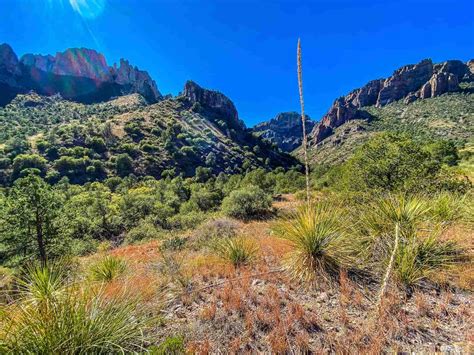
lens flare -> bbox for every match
[69,0,106,19]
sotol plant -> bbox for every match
[273,201,354,284]
[297,38,311,204]
[1,263,149,353]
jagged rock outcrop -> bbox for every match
[252,112,315,152]
[309,58,473,145]
[183,80,244,130]
[0,43,162,105]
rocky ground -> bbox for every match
[82,195,473,353]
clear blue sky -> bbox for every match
[1,0,473,126]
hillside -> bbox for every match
[303,58,474,165]
[0,81,296,185]
[307,91,474,165]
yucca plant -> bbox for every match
[273,202,354,284]
[429,192,465,225]
[1,263,150,353]
[213,237,258,267]
[15,261,68,305]
[394,233,464,288]
[90,255,127,282]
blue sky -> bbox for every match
[1,0,473,126]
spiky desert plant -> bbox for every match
[213,237,258,267]
[1,263,149,353]
[15,261,68,305]
[394,233,465,288]
[297,38,311,204]
[90,255,127,282]
[273,201,354,284]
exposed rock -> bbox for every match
[468,60,474,75]
[252,112,315,152]
[309,58,473,146]
[182,80,243,130]
[0,44,161,105]
[112,59,161,102]
[0,43,21,78]
[377,59,433,107]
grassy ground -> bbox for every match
[75,194,473,353]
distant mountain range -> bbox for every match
[0,43,161,106]
[252,112,314,152]
[253,58,473,156]
[0,42,472,181]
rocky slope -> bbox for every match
[252,112,315,152]
[0,43,161,106]
[0,81,296,185]
[309,58,474,146]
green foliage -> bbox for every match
[12,154,47,179]
[273,202,354,283]
[326,133,470,193]
[394,234,463,287]
[150,335,185,354]
[125,219,164,244]
[358,194,466,288]
[1,264,148,353]
[115,153,134,177]
[0,174,64,265]
[213,237,257,267]
[89,256,127,282]
[221,185,272,219]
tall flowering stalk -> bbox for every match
[297,38,310,203]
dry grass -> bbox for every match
[23,193,471,353]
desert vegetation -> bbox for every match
[1,126,472,352]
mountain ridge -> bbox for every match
[308,58,474,146]
[0,43,162,106]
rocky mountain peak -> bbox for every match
[0,44,162,105]
[252,112,314,152]
[0,43,21,77]
[183,80,242,129]
[309,58,473,145]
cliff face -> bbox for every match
[0,44,162,105]
[182,80,244,131]
[309,59,474,145]
[252,112,315,152]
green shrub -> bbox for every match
[125,220,164,244]
[167,211,207,230]
[90,256,127,282]
[429,192,465,225]
[221,185,271,219]
[161,236,187,251]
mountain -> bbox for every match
[252,112,314,152]
[0,81,296,185]
[305,58,474,165]
[309,58,474,145]
[0,43,161,106]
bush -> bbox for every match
[90,256,127,282]
[167,211,207,230]
[221,185,271,220]
[125,220,165,244]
